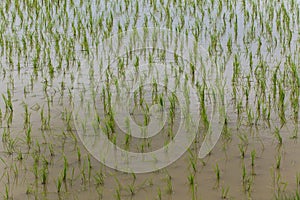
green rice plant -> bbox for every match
[6,112,13,128]
[65,109,73,132]
[221,186,230,199]
[226,36,232,55]
[94,171,104,186]
[272,66,279,100]
[2,89,13,112]
[198,84,209,129]
[124,122,132,149]
[244,176,254,195]
[70,167,75,186]
[234,15,238,41]
[17,150,23,161]
[238,134,248,154]
[276,191,300,200]
[188,173,195,186]
[81,162,87,186]
[112,135,117,146]
[13,163,19,181]
[157,188,162,200]
[168,93,177,125]
[251,150,256,167]
[26,185,34,195]
[296,173,300,190]
[215,164,220,183]
[25,125,32,148]
[115,187,121,200]
[238,144,246,159]
[246,107,254,125]
[166,174,173,194]
[40,107,48,130]
[23,103,31,129]
[236,100,243,124]
[276,154,282,169]
[278,83,286,125]
[2,129,17,155]
[159,94,164,108]
[189,156,197,173]
[128,183,135,196]
[139,142,145,153]
[274,127,283,145]
[77,147,81,162]
[249,52,253,73]
[41,163,48,185]
[88,155,92,183]
[48,143,55,156]
[57,175,63,193]
[131,172,136,184]
[70,131,78,147]
[242,162,247,184]
[3,184,9,200]
[63,156,68,182]
[33,160,38,180]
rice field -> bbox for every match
[0,0,300,199]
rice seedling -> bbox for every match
[94,171,104,186]
[238,144,246,159]
[25,125,32,148]
[274,127,283,145]
[23,103,30,129]
[57,176,63,193]
[296,173,300,190]
[41,162,48,185]
[221,186,230,199]
[48,143,55,157]
[251,150,256,167]
[33,161,38,180]
[244,176,254,196]
[2,129,17,155]
[26,185,34,196]
[3,184,9,200]
[17,150,23,161]
[114,187,121,200]
[189,154,197,173]
[198,84,209,129]
[77,147,81,162]
[278,83,286,126]
[12,163,19,182]
[242,162,247,184]
[63,156,68,182]
[188,173,195,186]
[128,183,136,196]
[2,90,13,113]
[157,188,162,200]
[215,164,221,183]
[165,174,173,194]
[87,155,92,183]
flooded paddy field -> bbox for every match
[0,0,299,199]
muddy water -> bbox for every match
[0,66,299,200]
